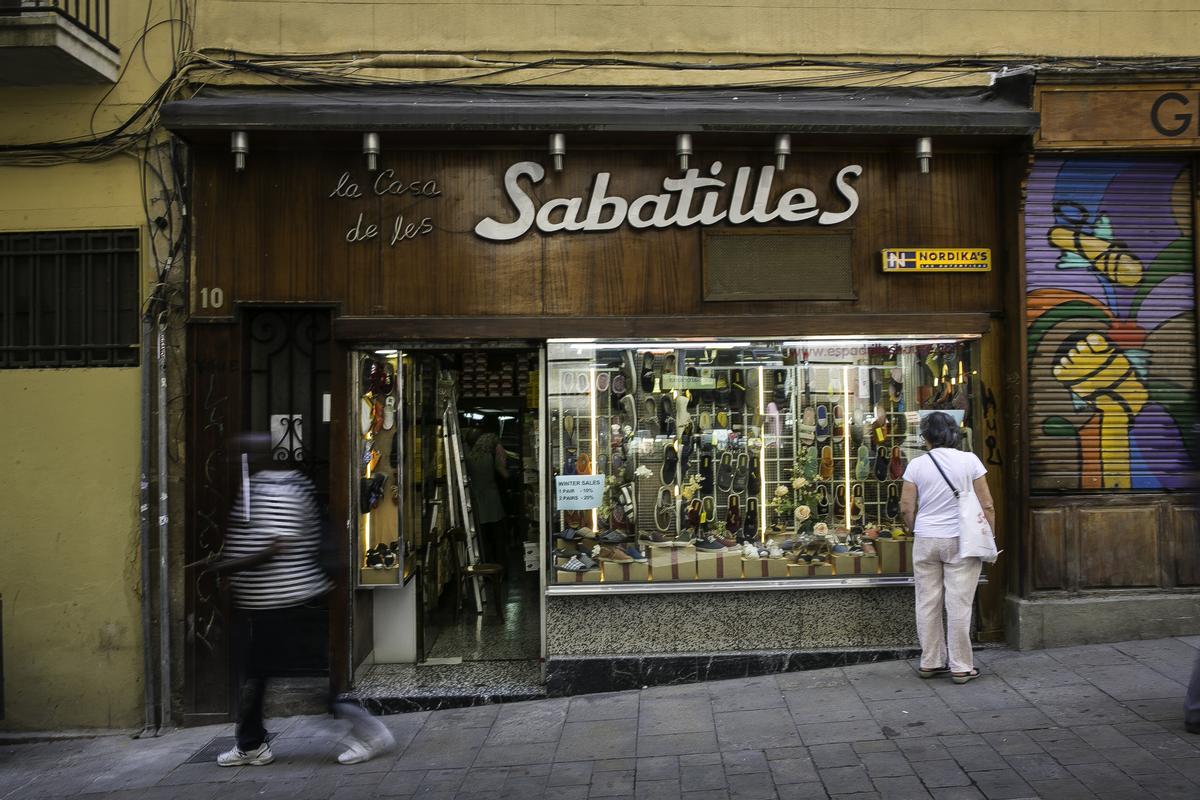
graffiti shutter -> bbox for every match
[1025,157,1199,493]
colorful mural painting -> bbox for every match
[1026,157,1198,491]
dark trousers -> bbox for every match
[1187,649,1200,731]
[233,607,330,750]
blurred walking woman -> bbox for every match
[899,411,995,684]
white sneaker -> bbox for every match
[217,742,274,767]
[337,728,395,765]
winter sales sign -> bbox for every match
[474,161,863,241]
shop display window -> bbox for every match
[354,349,407,586]
[547,338,978,586]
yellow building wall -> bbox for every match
[0,2,175,730]
[194,0,1200,60]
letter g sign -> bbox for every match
[1151,92,1192,137]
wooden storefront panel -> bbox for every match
[1038,84,1200,150]
[190,147,1006,323]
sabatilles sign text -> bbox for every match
[474,161,862,241]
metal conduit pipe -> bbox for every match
[157,312,172,730]
[136,313,158,737]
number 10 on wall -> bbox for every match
[199,287,224,309]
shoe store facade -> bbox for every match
[1010,81,1200,649]
[166,84,1041,717]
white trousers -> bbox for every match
[913,536,982,674]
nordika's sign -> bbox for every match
[474,161,862,241]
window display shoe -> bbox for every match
[772,369,788,404]
[833,485,845,515]
[745,498,760,538]
[693,536,727,552]
[675,394,691,430]
[559,555,596,573]
[654,487,675,532]
[715,374,731,405]
[725,494,743,534]
[641,530,670,545]
[819,446,834,480]
[679,424,695,472]
[598,545,634,563]
[563,448,578,476]
[832,404,844,442]
[619,484,637,519]
[598,529,627,544]
[623,544,648,562]
[611,371,627,399]
[816,484,830,516]
[218,742,275,767]
[716,452,735,492]
[748,460,761,496]
[815,404,830,440]
[661,442,679,485]
[855,444,870,480]
[873,446,889,481]
[731,452,749,494]
[699,452,714,495]
[576,452,591,475]
[701,495,716,525]
[851,483,864,520]
[686,498,702,531]
[885,484,901,520]
[641,353,655,393]
[765,403,781,439]
[888,446,906,480]
[731,370,746,407]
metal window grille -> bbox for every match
[0,229,140,368]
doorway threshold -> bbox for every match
[345,659,545,713]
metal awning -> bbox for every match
[161,80,1037,136]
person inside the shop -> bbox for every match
[464,415,511,566]
[199,433,395,767]
[899,411,995,684]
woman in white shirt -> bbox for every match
[899,411,996,684]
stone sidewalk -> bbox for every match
[2,637,1198,800]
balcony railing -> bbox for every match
[0,0,113,51]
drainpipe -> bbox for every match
[136,312,158,738]
[157,310,172,730]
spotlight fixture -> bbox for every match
[230,130,248,172]
[916,136,932,174]
[774,133,791,171]
[549,133,566,172]
[363,132,380,172]
[676,133,693,171]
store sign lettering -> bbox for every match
[474,161,862,242]
[330,169,439,246]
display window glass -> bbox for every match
[547,338,979,586]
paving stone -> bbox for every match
[725,770,777,800]
[1125,698,1187,722]
[928,788,985,800]
[817,766,873,796]
[1073,665,1186,701]
[965,768,1035,800]
[596,760,640,772]
[979,732,1042,756]
[1127,732,1200,760]
[679,754,724,767]
[637,733,721,758]
[1046,645,1136,667]
[464,767,512,790]
[489,700,571,745]
[936,734,986,749]
[558,720,638,762]
[865,698,967,739]
[549,762,595,787]
[1025,778,1097,800]
[795,721,885,747]
[808,744,860,769]
[1038,743,1108,766]
[589,769,636,797]
[511,764,555,779]
[1066,763,1142,794]
[927,678,1032,714]
[716,709,802,751]
[871,776,931,799]
[785,687,873,725]
[476,742,557,767]
[1001,752,1069,781]
[503,775,551,799]
[710,677,786,714]
[859,752,912,779]
[956,707,1057,734]
[638,757,682,781]
[775,670,850,691]
[1071,725,1137,750]
[640,699,716,737]
[909,759,971,788]
[680,764,727,792]
[765,747,811,761]
[773,784,830,800]
[1095,746,1171,776]
[681,791,730,800]
[896,739,952,762]
[722,750,769,775]
[636,778,683,800]
[844,662,938,703]
[947,745,1006,773]
[768,757,819,785]
[1130,771,1200,800]
[850,740,897,754]
[568,693,641,723]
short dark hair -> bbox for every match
[920,411,960,449]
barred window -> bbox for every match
[0,229,140,368]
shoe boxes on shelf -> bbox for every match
[602,560,650,583]
[647,543,697,581]
[876,536,914,574]
[460,351,528,397]
[743,556,788,579]
[556,567,601,584]
[696,549,742,580]
[832,552,879,575]
[788,560,834,577]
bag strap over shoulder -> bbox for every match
[927,452,960,498]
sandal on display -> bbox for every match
[701,495,716,526]
[563,448,578,476]
[855,444,870,480]
[661,442,679,485]
[654,487,674,532]
[748,459,761,496]
[715,374,731,405]
[679,424,695,472]
[819,445,834,480]
[832,404,843,442]
[816,484,830,516]
[641,353,655,393]
[873,446,889,481]
[716,452,735,493]
[699,447,714,495]
[595,371,610,393]
[744,497,760,540]
[772,369,787,404]
[886,483,901,519]
[675,393,691,430]
[833,484,845,515]
[889,446,906,480]
[383,396,396,430]
[725,494,742,534]
[731,370,746,408]
[851,483,864,520]
[686,367,700,410]
[644,397,659,436]
[620,394,638,433]
[576,452,592,475]
[686,498,702,531]
[698,410,713,431]
[716,410,729,429]
[731,452,749,494]
[563,414,577,448]
[801,445,818,480]
[815,404,830,440]
[766,402,781,439]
